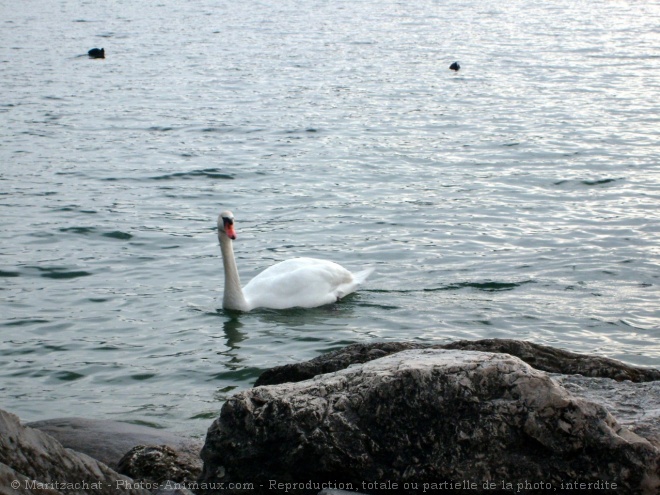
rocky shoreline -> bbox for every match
[1,339,658,494]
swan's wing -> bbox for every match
[243,258,370,310]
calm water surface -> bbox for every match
[1,0,659,435]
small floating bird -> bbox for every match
[217,211,373,311]
[449,61,460,72]
[88,48,105,59]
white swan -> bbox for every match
[217,211,373,311]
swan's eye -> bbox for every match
[223,217,234,227]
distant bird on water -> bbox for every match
[449,61,460,72]
[88,48,105,59]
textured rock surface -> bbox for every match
[553,374,660,448]
[443,339,660,382]
[254,341,422,386]
[0,409,150,495]
[27,417,202,471]
[202,349,659,495]
[0,462,62,495]
[151,485,196,495]
[117,445,201,485]
[255,339,660,386]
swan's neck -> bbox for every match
[219,234,249,311]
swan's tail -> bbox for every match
[335,267,374,301]
[353,267,374,285]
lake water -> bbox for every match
[2,0,659,436]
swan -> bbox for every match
[217,211,373,311]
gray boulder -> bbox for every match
[26,417,202,472]
[200,349,659,495]
[0,409,151,495]
[553,374,660,448]
[151,484,196,495]
[255,339,660,386]
[442,339,660,382]
[255,341,421,386]
[1,462,62,495]
[117,445,201,485]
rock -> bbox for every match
[256,339,660,386]
[151,484,196,495]
[0,409,151,495]
[254,341,423,386]
[442,339,660,382]
[553,374,660,448]
[449,61,460,71]
[1,462,62,495]
[26,417,202,471]
[200,349,659,495]
[117,445,201,485]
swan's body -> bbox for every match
[218,211,373,311]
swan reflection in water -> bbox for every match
[217,301,362,349]
[221,315,247,349]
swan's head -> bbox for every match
[218,211,236,240]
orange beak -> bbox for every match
[225,223,237,240]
